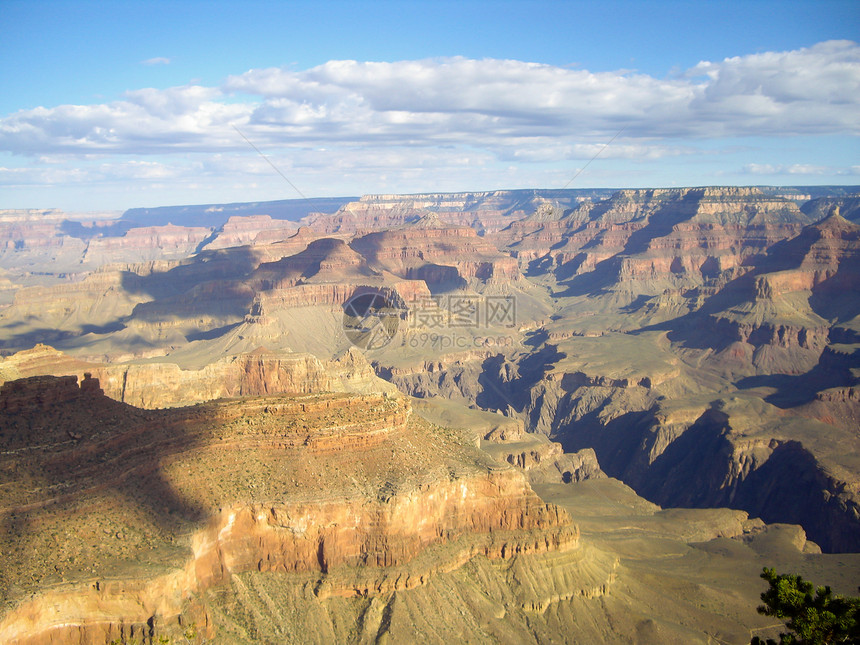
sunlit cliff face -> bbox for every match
[0,375,578,643]
[0,187,858,643]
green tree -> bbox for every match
[751,567,860,644]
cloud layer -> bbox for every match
[1,40,858,203]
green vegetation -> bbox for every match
[751,568,860,645]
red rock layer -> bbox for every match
[202,215,298,250]
[0,377,576,644]
[351,226,521,283]
[301,191,547,235]
[82,224,211,263]
[499,187,810,282]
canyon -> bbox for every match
[0,374,574,643]
[1,185,859,643]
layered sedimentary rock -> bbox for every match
[523,378,860,552]
[250,237,378,289]
[2,186,844,362]
[0,375,576,644]
[672,210,860,375]
[502,340,860,552]
[245,237,432,315]
[802,194,860,225]
[0,209,88,273]
[0,344,395,408]
[6,375,823,645]
[0,344,94,384]
[3,186,860,643]
[0,209,71,254]
[379,314,859,553]
[0,270,152,351]
[351,216,522,287]
[201,215,299,251]
[375,350,498,404]
[249,281,428,314]
[482,432,606,485]
[81,224,212,266]
[301,190,600,235]
[0,230,351,357]
[500,187,811,285]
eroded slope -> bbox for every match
[0,375,574,644]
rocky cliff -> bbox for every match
[375,289,859,555]
[500,187,811,288]
[3,186,860,642]
[351,218,522,288]
[522,380,860,552]
[202,215,299,251]
[81,224,212,266]
[0,209,88,275]
[670,209,860,376]
[3,374,835,645]
[0,344,396,408]
[300,190,607,235]
[244,237,433,316]
[0,375,576,644]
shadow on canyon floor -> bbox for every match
[0,376,209,601]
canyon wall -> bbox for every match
[0,375,577,644]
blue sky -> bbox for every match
[1,0,858,211]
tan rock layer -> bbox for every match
[0,345,393,409]
[0,376,577,644]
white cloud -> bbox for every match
[741,162,857,176]
[0,165,90,187]
[743,163,779,175]
[0,41,857,201]
[142,57,171,66]
[0,85,250,154]
[0,160,183,188]
[225,58,695,143]
[3,42,858,158]
[686,40,860,136]
[501,142,694,163]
